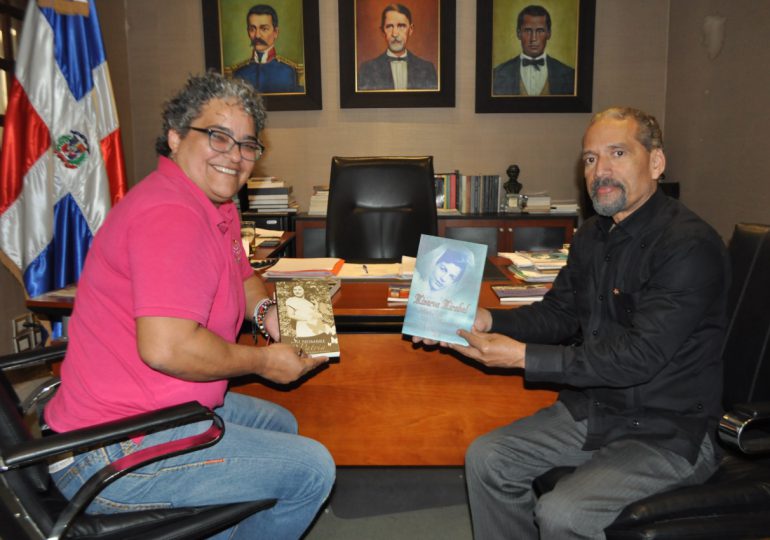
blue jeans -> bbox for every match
[50,392,335,540]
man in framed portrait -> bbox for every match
[358,3,438,91]
[493,4,575,96]
[229,4,304,94]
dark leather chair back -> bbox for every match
[721,223,770,408]
[325,156,438,262]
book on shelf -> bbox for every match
[402,235,487,346]
[491,284,548,303]
[264,257,345,278]
[434,171,459,210]
[275,279,340,358]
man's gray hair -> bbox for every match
[155,71,266,157]
[590,107,664,152]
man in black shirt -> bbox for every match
[419,107,729,539]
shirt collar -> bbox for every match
[386,50,409,60]
[254,47,277,64]
[156,156,236,235]
[521,53,547,62]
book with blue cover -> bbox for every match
[402,235,488,346]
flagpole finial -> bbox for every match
[37,0,90,17]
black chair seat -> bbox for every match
[0,345,276,540]
[66,500,276,540]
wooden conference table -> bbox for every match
[27,254,557,466]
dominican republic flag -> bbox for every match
[0,0,127,308]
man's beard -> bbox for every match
[251,37,268,48]
[590,177,627,217]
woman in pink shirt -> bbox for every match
[44,72,334,540]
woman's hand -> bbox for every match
[258,343,328,384]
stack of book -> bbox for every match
[246,177,298,213]
[491,284,549,303]
[521,192,552,213]
[308,185,330,216]
[502,248,568,283]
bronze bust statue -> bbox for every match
[504,164,522,194]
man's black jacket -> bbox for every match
[491,188,730,463]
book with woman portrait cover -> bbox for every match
[275,279,340,358]
[402,235,488,346]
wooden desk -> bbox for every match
[236,257,557,465]
[27,257,558,466]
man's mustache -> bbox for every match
[251,37,268,47]
[591,177,624,197]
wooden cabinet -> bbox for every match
[294,212,578,257]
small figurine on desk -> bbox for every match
[504,164,522,194]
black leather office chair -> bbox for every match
[0,343,275,540]
[534,223,770,539]
[325,156,438,262]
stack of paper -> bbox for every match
[308,185,329,216]
[263,258,344,278]
[334,256,416,280]
[499,249,568,283]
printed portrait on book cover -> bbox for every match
[403,236,487,345]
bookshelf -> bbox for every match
[294,212,578,258]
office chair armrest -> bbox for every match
[2,401,218,469]
[719,401,770,454]
[40,404,225,540]
[0,342,67,371]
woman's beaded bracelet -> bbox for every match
[252,297,276,342]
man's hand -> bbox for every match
[448,328,526,369]
[411,308,494,347]
[259,343,329,384]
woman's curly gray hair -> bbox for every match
[155,72,266,157]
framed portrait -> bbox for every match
[201,0,322,111]
[338,0,456,109]
[475,0,595,113]
[13,333,32,353]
